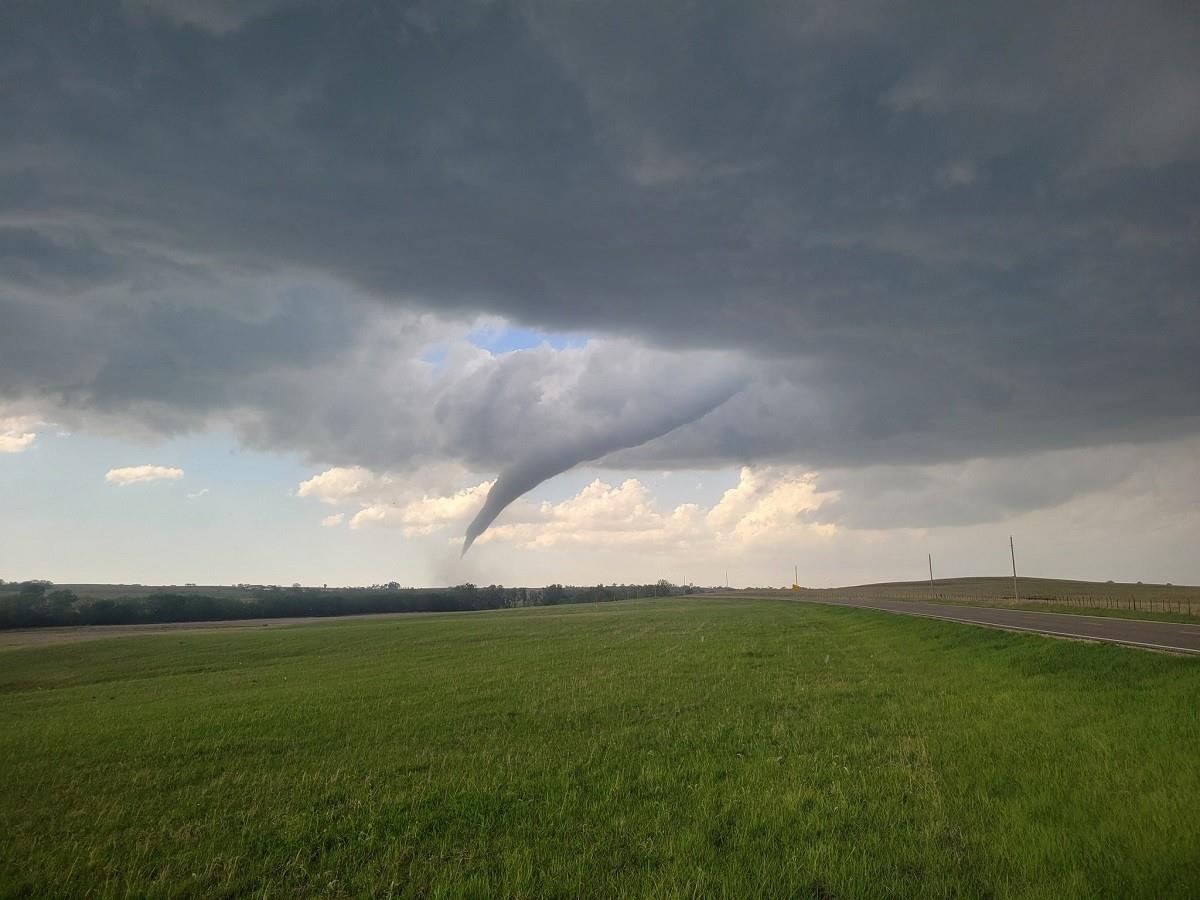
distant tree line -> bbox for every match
[0,579,697,630]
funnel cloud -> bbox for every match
[462,373,744,554]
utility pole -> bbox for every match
[1010,536,1019,602]
[928,553,934,589]
[794,564,798,587]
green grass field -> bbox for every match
[777,576,1200,619]
[2,597,1198,898]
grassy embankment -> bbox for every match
[774,575,1200,623]
[2,597,1198,898]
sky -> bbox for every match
[1,0,1198,588]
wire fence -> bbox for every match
[911,591,1196,616]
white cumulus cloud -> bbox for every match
[349,480,493,537]
[297,464,493,536]
[297,462,480,506]
[0,431,36,453]
[0,414,49,454]
[706,467,839,543]
[297,466,377,504]
[479,468,838,551]
[105,465,185,486]
[305,466,838,551]
[321,512,344,527]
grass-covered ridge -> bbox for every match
[729,576,1200,624]
[779,575,1200,619]
[2,597,1198,898]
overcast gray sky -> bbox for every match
[1,0,1197,586]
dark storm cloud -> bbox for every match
[810,442,1190,530]
[1,0,1198,500]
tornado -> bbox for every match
[462,374,744,555]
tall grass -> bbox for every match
[1,598,1198,898]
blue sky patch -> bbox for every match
[466,324,587,354]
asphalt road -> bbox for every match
[799,597,1200,655]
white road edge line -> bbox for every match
[809,602,1200,655]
